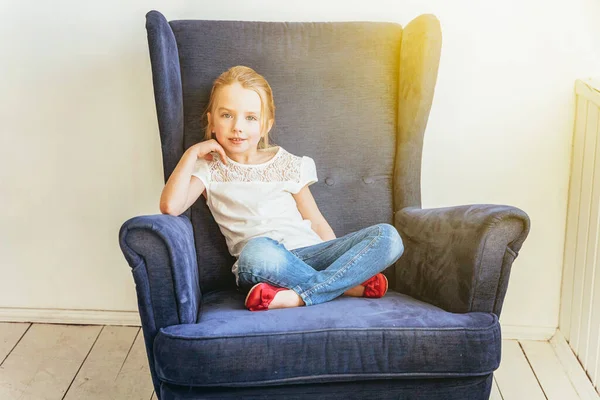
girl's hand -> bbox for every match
[188,139,228,164]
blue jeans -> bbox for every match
[236,223,404,306]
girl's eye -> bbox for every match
[247,116,258,121]
[221,113,231,118]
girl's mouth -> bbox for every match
[230,138,245,144]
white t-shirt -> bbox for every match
[191,145,325,285]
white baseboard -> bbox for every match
[501,324,558,340]
[0,307,141,326]
[0,308,557,341]
[550,329,600,399]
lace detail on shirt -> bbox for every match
[208,149,302,183]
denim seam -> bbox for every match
[291,228,368,262]
[289,249,309,262]
[238,271,289,289]
[295,225,382,304]
[293,240,340,261]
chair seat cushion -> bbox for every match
[153,290,500,387]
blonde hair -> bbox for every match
[203,66,276,149]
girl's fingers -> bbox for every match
[218,148,228,164]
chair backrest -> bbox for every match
[145,10,438,293]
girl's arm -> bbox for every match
[312,221,337,242]
[159,149,202,215]
[292,185,336,241]
[160,140,227,216]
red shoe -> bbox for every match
[361,273,388,298]
[244,282,288,311]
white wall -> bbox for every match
[1,0,599,335]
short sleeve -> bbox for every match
[191,157,210,189]
[291,156,318,193]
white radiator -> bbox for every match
[561,79,600,387]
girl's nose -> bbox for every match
[233,117,244,132]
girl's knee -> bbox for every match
[376,223,405,264]
[237,236,288,275]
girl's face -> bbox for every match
[207,82,267,156]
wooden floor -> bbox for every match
[0,322,597,399]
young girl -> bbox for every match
[159,66,404,312]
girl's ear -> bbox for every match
[207,112,214,135]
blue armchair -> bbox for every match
[118,10,530,399]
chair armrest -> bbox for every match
[118,213,201,329]
[118,213,200,395]
[393,204,530,316]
